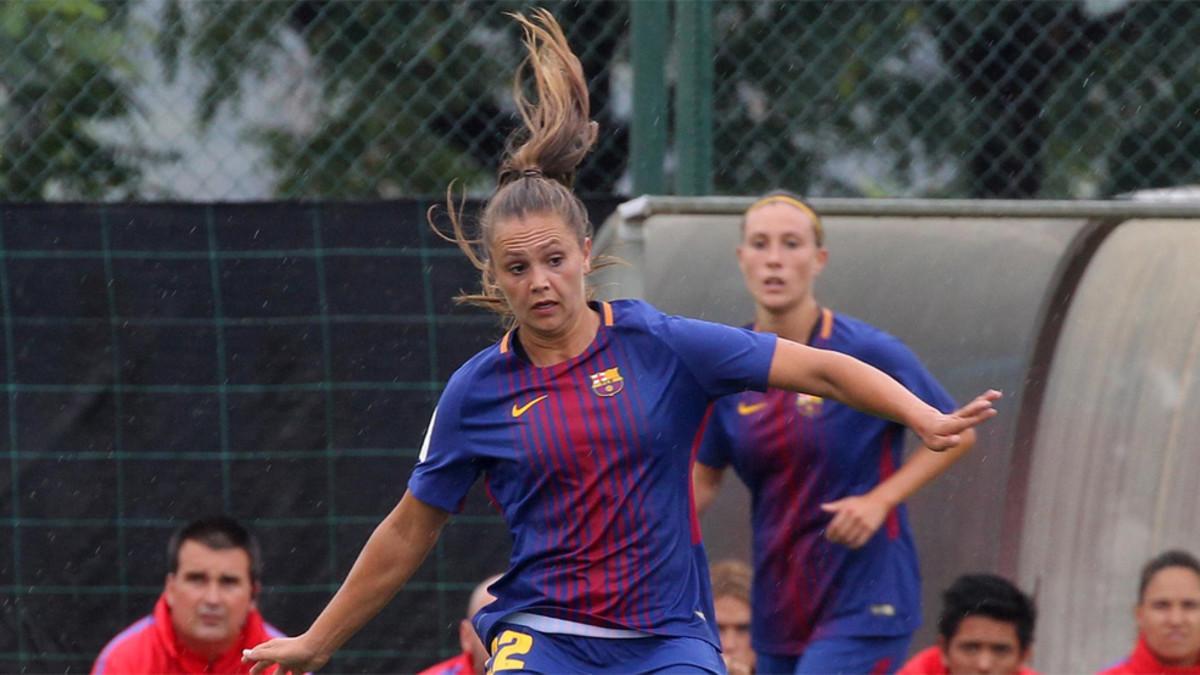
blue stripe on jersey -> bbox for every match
[407,299,776,649]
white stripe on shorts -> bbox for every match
[502,612,649,639]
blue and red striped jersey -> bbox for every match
[408,299,777,649]
[697,309,956,656]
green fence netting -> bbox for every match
[1,0,1197,201]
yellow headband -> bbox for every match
[746,195,824,244]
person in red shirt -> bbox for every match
[92,517,285,674]
[1098,550,1200,675]
[417,575,499,675]
[898,574,1038,675]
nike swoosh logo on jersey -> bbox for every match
[511,395,548,418]
[737,401,767,416]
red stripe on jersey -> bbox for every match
[606,340,660,629]
[880,426,900,540]
[566,359,627,619]
[534,365,579,603]
[784,390,819,625]
[514,362,568,605]
[688,402,716,545]
[540,361,604,611]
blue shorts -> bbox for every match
[486,622,725,674]
[757,634,912,675]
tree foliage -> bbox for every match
[160,0,629,198]
[0,0,139,200]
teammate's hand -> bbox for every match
[243,635,327,675]
[913,390,1001,451]
[820,494,889,549]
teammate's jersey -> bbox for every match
[697,309,956,656]
[408,299,777,649]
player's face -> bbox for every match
[491,212,592,339]
[165,541,256,656]
[1136,566,1200,666]
[941,615,1028,675]
[737,202,827,314]
[714,594,755,671]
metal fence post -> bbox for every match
[674,0,714,196]
[631,0,668,196]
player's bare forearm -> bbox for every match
[870,428,976,510]
[303,492,449,660]
[768,340,930,427]
[767,340,999,450]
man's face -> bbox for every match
[941,615,1029,675]
[1136,566,1200,666]
[165,540,256,656]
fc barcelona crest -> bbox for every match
[795,393,823,417]
[589,367,624,397]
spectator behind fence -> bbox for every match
[693,192,993,675]
[712,559,756,675]
[1098,550,1200,674]
[92,517,286,675]
[417,575,500,675]
[897,573,1038,675]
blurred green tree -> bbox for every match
[161,0,629,198]
[0,0,139,200]
[711,2,969,197]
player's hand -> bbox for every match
[820,494,889,549]
[243,635,327,675]
[913,390,1001,451]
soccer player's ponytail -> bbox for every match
[432,8,600,321]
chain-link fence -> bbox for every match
[710,0,1200,199]
[2,0,1198,202]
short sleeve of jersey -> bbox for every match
[857,333,956,414]
[654,312,778,398]
[406,368,482,513]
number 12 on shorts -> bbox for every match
[488,630,534,672]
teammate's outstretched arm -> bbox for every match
[767,339,1000,451]
[243,492,450,675]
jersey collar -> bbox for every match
[499,300,614,360]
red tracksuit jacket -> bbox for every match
[92,594,282,674]
[1098,637,1200,675]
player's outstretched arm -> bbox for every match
[243,492,450,675]
[767,339,1000,451]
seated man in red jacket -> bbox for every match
[1098,549,1200,675]
[92,517,286,674]
[898,574,1038,675]
[417,574,499,675]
